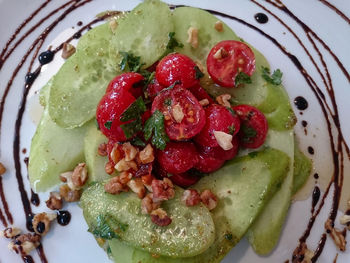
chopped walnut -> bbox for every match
[45,192,63,210]
[213,131,233,150]
[292,242,314,263]
[152,178,175,202]
[0,162,6,176]
[340,214,350,230]
[115,158,138,172]
[182,189,201,207]
[214,21,224,32]
[32,212,57,236]
[105,161,115,175]
[187,26,199,48]
[98,143,108,156]
[127,178,146,199]
[142,173,155,192]
[71,163,88,189]
[199,99,210,107]
[325,219,347,251]
[0,227,21,238]
[151,208,172,227]
[104,175,130,195]
[15,233,41,244]
[110,144,122,164]
[59,171,72,183]
[59,184,81,202]
[122,142,138,161]
[213,47,228,59]
[141,193,161,214]
[200,190,218,210]
[216,94,231,107]
[172,103,185,123]
[8,239,40,256]
[61,42,76,59]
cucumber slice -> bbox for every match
[247,130,294,255]
[292,139,312,195]
[109,0,173,68]
[80,184,215,258]
[48,22,120,128]
[84,125,110,183]
[108,239,134,263]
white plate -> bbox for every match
[0,0,349,262]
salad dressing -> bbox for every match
[0,0,349,262]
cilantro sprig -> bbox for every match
[120,97,146,139]
[261,66,283,85]
[163,32,184,56]
[143,110,169,150]
[88,215,118,240]
[235,72,252,86]
[119,51,144,72]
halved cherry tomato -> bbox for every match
[152,87,206,140]
[233,105,268,149]
[106,72,144,98]
[188,84,215,104]
[196,136,239,161]
[195,104,241,147]
[146,78,166,100]
[168,172,200,188]
[195,154,225,173]
[96,89,135,141]
[156,53,199,89]
[207,40,255,88]
[157,141,198,174]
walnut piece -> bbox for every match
[122,142,138,161]
[187,26,199,48]
[200,190,218,210]
[59,184,81,202]
[127,178,146,199]
[141,193,161,214]
[32,212,57,236]
[98,143,108,156]
[152,178,175,202]
[151,208,172,227]
[214,21,224,32]
[340,214,350,230]
[139,144,155,164]
[105,161,115,175]
[199,99,209,107]
[110,144,122,164]
[213,47,228,59]
[292,242,314,263]
[8,238,40,256]
[0,227,21,238]
[45,192,63,210]
[0,162,6,176]
[216,94,231,107]
[182,189,201,207]
[325,219,347,251]
[115,158,138,172]
[61,43,76,59]
[213,131,233,150]
[104,174,131,195]
[71,163,88,189]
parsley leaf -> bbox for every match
[235,72,252,86]
[163,32,184,56]
[261,66,283,85]
[130,136,146,147]
[119,51,144,72]
[104,121,112,130]
[164,98,172,106]
[248,151,258,158]
[228,124,236,135]
[88,215,118,240]
[194,66,204,79]
[143,110,169,150]
[241,124,257,142]
[120,97,146,122]
[120,119,143,139]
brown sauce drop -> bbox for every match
[308,146,314,155]
[301,120,307,127]
[312,186,321,211]
[294,96,309,110]
[314,173,319,179]
[30,190,40,206]
[22,148,27,154]
[77,21,83,26]
[22,255,34,263]
[254,13,269,24]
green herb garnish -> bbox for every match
[164,32,184,56]
[119,51,144,72]
[120,97,146,122]
[228,125,236,135]
[104,121,112,130]
[120,120,143,139]
[248,151,258,158]
[235,72,252,86]
[261,66,283,85]
[164,98,172,106]
[130,136,146,147]
[95,118,100,130]
[241,124,257,142]
[224,233,233,241]
[143,110,169,150]
[89,215,118,240]
[194,65,204,79]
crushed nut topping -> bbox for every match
[104,174,130,195]
[122,142,138,161]
[0,162,6,176]
[139,144,155,164]
[127,178,146,199]
[45,192,63,210]
[199,98,210,107]
[216,94,231,107]
[61,42,76,59]
[172,103,185,123]
[115,158,138,172]
[213,47,228,59]
[187,26,199,48]
[142,173,155,192]
[325,219,347,251]
[141,193,161,214]
[340,214,350,229]
[182,189,201,207]
[213,131,233,150]
[71,163,88,189]
[292,242,314,263]
[110,144,122,164]
[200,190,218,210]
[59,171,72,183]
[59,184,81,202]
[32,212,57,236]
[98,143,108,156]
[214,21,224,32]
[8,239,40,256]
[105,161,115,175]
[151,208,172,226]
[152,178,175,202]
[0,227,21,238]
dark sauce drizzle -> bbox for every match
[57,210,71,226]
[294,96,308,110]
[311,186,321,213]
[0,1,348,263]
[254,13,269,24]
[30,190,40,207]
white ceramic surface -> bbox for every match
[0,0,349,262]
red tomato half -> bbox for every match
[188,84,215,104]
[196,136,239,161]
[146,78,166,100]
[195,104,241,147]
[169,172,200,188]
[106,72,144,98]
[207,40,255,88]
[96,89,135,141]
[157,141,199,174]
[156,53,199,89]
[195,154,225,173]
[233,105,268,149]
[152,87,206,140]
